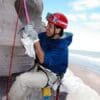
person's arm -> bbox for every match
[22,24,46,64]
[23,24,44,60]
[34,41,45,64]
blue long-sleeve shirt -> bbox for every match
[38,32,73,75]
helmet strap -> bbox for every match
[48,25,57,39]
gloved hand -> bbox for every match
[19,24,39,58]
[21,37,36,58]
[24,24,39,44]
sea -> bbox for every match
[69,50,100,75]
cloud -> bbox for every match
[86,13,100,31]
[66,0,100,51]
[76,14,87,21]
[71,0,100,11]
[90,13,100,21]
[67,13,87,22]
[84,22,100,31]
[69,24,100,51]
[66,12,100,31]
[67,14,78,22]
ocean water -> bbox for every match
[69,50,100,75]
[69,50,100,58]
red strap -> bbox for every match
[23,0,31,24]
[6,1,22,100]
[6,1,30,100]
[56,86,60,100]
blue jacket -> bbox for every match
[38,32,73,75]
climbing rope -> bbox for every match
[6,0,31,99]
[6,9,20,100]
[6,0,22,100]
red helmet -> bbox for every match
[46,12,68,29]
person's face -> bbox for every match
[46,22,55,37]
[46,22,61,38]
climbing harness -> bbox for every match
[34,63,63,100]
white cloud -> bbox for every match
[66,12,100,32]
[84,22,100,31]
[71,0,100,11]
[69,29,100,51]
[66,13,87,22]
[66,0,100,51]
[67,18,100,51]
[90,13,100,21]
[76,14,87,21]
[82,0,100,8]
[67,14,78,22]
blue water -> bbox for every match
[69,51,100,75]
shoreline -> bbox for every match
[69,64,100,95]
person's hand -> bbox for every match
[24,24,39,44]
[19,24,39,58]
[21,37,36,58]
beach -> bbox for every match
[69,64,100,95]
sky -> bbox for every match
[42,0,100,52]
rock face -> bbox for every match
[0,0,44,76]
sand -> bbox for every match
[69,64,100,95]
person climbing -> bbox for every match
[3,12,73,100]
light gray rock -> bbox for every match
[0,0,44,76]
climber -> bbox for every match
[6,12,73,100]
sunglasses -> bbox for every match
[46,13,58,23]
